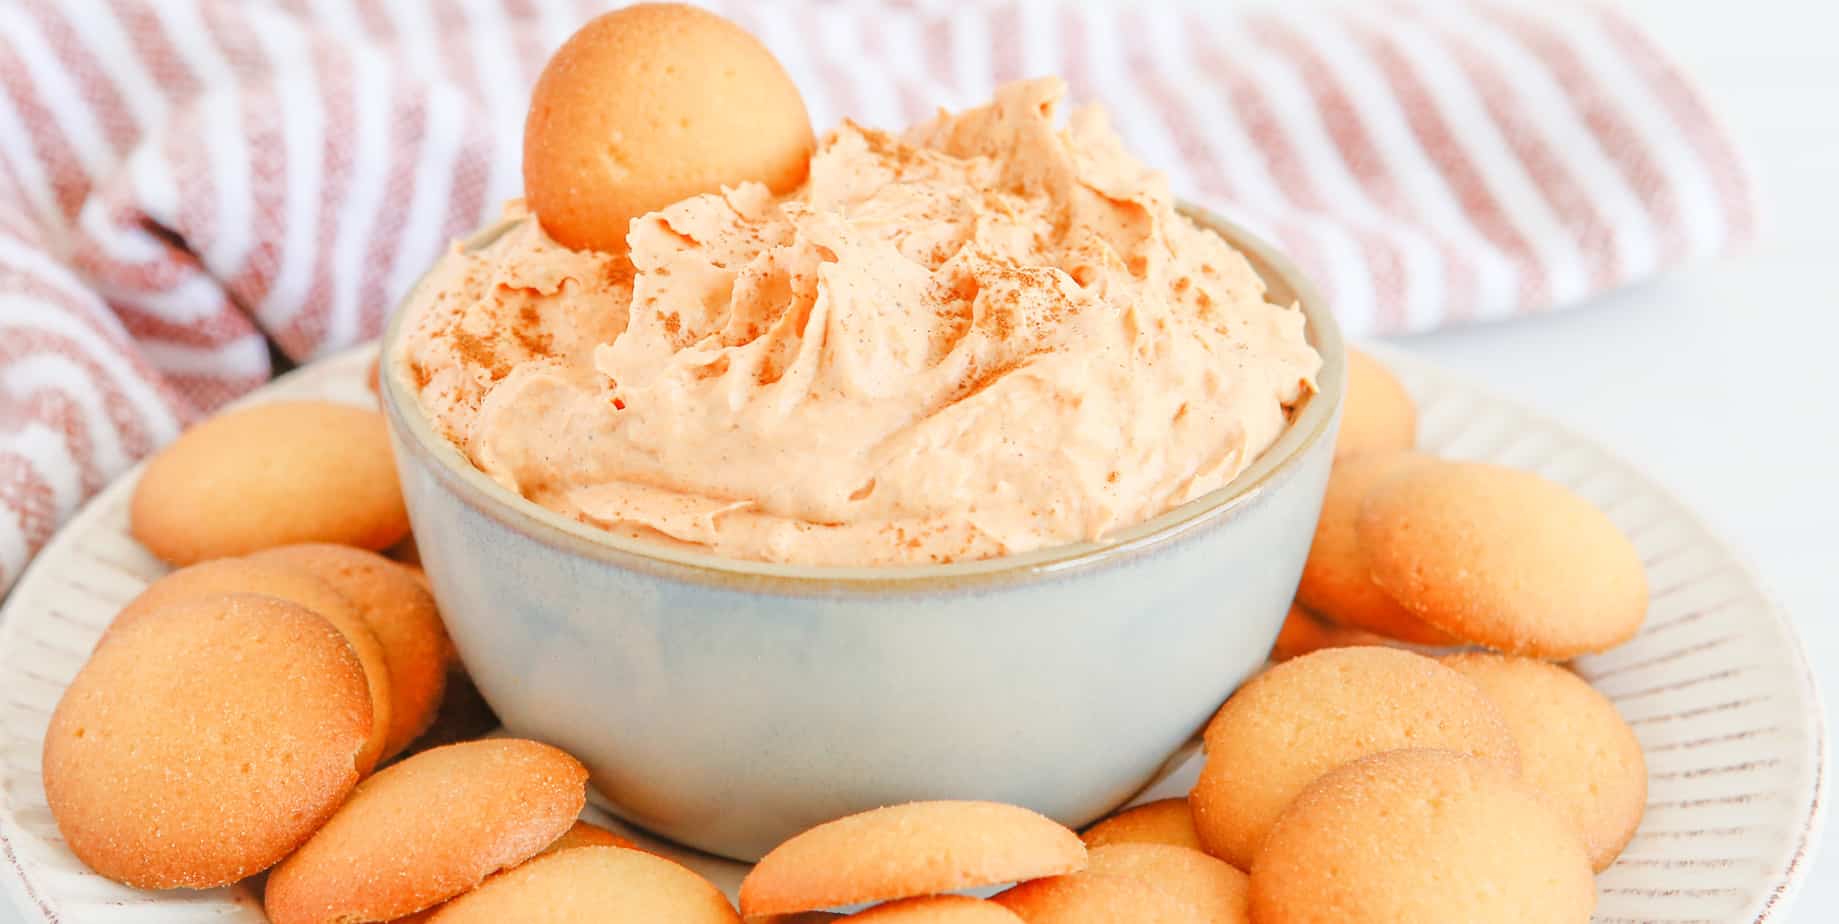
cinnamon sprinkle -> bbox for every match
[512,303,553,356]
[449,328,511,381]
[604,254,636,287]
[957,362,1015,401]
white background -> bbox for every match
[3,0,1833,920]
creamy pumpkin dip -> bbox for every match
[398,78,1320,566]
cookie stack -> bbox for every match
[1179,645,1640,922]
[1286,347,1648,660]
[1175,347,1648,922]
[42,396,743,921]
[49,399,445,888]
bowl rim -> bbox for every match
[379,205,1345,593]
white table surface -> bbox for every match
[4,0,1834,920]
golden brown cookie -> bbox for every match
[109,558,393,773]
[1079,798,1203,852]
[1269,604,1391,662]
[852,895,1025,923]
[524,3,814,253]
[1250,749,1595,924]
[1358,461,1648,658]
[1085,843,1248,924]
[253,543,450,759]
[264,738,587,924]
[1335,348,1417,460]
[1190,646,1519,869]
[44,594,370,889]
[130,400,408,564]
[994,873,1201,924]
[425,846,738,924]
[1443,653,1647,870]
[1295,453,1450,644]
[546,820,638,853]
[394,821,644,924]
[738,801,1086,918]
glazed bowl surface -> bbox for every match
[379,209,1345,861]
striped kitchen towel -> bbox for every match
[0,0,1755,590]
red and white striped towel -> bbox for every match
[0,0,1755,591]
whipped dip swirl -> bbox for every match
[400,78,1320,566]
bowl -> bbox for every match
[378,208,1346,861]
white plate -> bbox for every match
[0,344,1825,922]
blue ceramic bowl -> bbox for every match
[379,209,1345,861]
